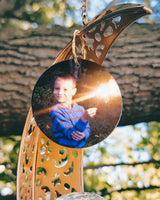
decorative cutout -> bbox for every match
[52,173,61,186]
[96,44,105,58]
[112,16,121,27]
[85,37,94,51]
[36,179,41,186]
[33,132,82,199]
[40,146,46,155]
[41,156,44,162]
[41,137,45,144]
[64,162,73,176]
[45,154,50,161]
[53,148,69,168]
[64,183,70,190]
[72,151,78,158]
[71,188,77,192]
[41,186,51,200]
[37,167,47,175]
[95,32,101,42]
[103,25,114,37]
[55,190,61,198]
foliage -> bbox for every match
[0,122,160,199]
[0,0,159,29]
[0,0,76,29]
[83,121,160,199]
[0,136,21,198]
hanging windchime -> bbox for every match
[17,1,152,199]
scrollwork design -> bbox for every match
[53,148,69,168]
[35,133,82,199]
[17,109,39,200]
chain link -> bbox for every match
[71,0,88,65]
[81,0,88,25]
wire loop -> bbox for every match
[72,29,87,66]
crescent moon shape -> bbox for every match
[17,3,152,199]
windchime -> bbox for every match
[16,1,152,199]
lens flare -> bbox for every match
[93,83,109,99]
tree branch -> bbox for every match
[100,185,160,196]
[84,159,160,170]
[111,185,160,193]
[0,23,160,135]
[1,12,34,23]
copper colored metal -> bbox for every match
[16,3,151,200]
[53,3,152,65]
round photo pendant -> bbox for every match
[32,59,122,148]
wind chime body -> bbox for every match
[16,1,151,199]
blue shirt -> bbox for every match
[50,103,90,148]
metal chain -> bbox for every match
[81,0,88,25]
[71,0,88,65]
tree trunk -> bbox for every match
[0,23,159,136]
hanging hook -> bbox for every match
[72,29,80,66]
[81,34,87,60]
[72,30,87,66]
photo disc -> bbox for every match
[32,59,122,148]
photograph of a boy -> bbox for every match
[50,73,97,148]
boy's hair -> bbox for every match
[54,73,77,88]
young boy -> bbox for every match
[50,73,97,148]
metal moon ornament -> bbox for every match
[32,59,122,148]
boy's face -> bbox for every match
[53,78,76,105]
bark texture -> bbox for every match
[0,23,159,136]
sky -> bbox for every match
[62,0,155,26]
[29,0,159,29]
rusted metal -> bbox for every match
[16,3,151,200]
